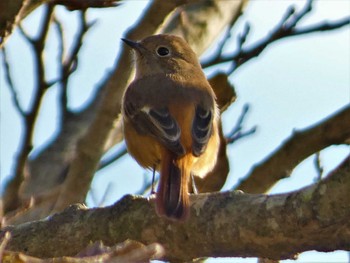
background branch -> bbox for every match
[2,4,55,213]
[1,48,25,117]
[225,104,257,145]
[235,104,350,193]
[201,0,350,73]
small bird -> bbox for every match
[121,34,220,221]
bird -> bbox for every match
[121,34,220,221]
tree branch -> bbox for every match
[226,104,257,144]
[0,48,26,117]
[0,239,164,262]
[0,0,29,47]
[55,10,94,122]
[2,155,349,261]
[2,4,55,213]
[201,0,350,73]
[235,104,350,193]
[52,0,121,11]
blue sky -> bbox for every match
[1,0,349,262]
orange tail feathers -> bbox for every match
[156,151,191,221]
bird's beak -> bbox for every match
[121,38,142,52]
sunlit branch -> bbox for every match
[235,104,350,193]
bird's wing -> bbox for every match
[191,105,213,157]
[123,101,185,156]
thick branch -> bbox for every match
[0,0,28,47]
[236,104,350,193]
[52,0,120,10]
[2,155,350,261]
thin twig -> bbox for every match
[286,0,312,28]
[294,16,350,35]
[63,11,94,77]
[226,104,257,144]
[53,11,95,123]
[53,15,65,69]
[236,22,250,54]
[0,48,25,117]
[209,17,237,63]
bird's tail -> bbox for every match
[156,150,191,221]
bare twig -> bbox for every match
[55,10,94,122]
[235,104,350,193]
[226,104,257,144]
[209,16,238,63]
[201,0,350,74]
[0,48,25,117]
[3,4,55,213]
[53,15,65,76]
[286,0,312,28]
[236,22,250,54]
[293,16,350,35]
[63,11,95,77]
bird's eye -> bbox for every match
[156,46,170,57]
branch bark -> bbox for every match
[236,104,350,193]
[0,0,28,47]
[2,155,350,261]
